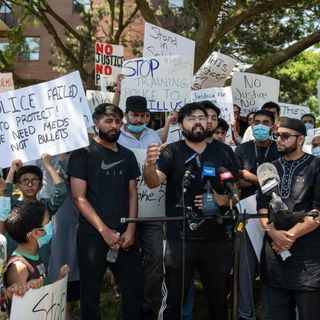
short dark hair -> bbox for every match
[246,111,255,122]
[201,100,221,117]
[93,103,123,121]
[253,110,275,124]
[5,201,47,243]
[261,101,280,116]
[178,103,208,123]
[301,113,316,123]
[17,165,43,183]
[216,118,229,132]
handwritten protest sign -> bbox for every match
[192,52,237,89]
[10,276,67,320]
[0,71,90,168]
[231,72,280,116]
[95,42,124,86]
[120,55,193,112]
[0,72,14,93]
[278,102,310,119]
[143,22,195,70]
[191,86,234,122]
[131,148,165,217]
[86,90,114,114]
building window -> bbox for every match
[20,37,40,61]
[0,38,9,51]
[72,0,91,13]
[0,1,11,14]
[168,0,184,7]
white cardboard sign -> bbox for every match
[0,72,14,93]
[86,90,115,115]
[10,276,67,320]
[192,52,237,89]
[317,79,320,113]
[95,42,124,87]
[0,71,90,168]
[120,55,193,112]
[131,148,165,218]
[231,72,280,116]
[143,22,195,70]
[236,194,265,262]
[278,102,310,119]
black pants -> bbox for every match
[158,239,233,320]
[137,222,163,311]
[77,230,144,320]
[261,284,320,320]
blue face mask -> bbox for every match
[0,197,10,221]
[312,147,320,157]
[305,123,314,131]
[252,124,271,142]
[37,221,53,248]
[127,123,147,133]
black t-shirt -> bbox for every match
[211,140,239,181]
[156,140,238,241]
[235,140,280,199]
[67,139,140,234]
[257,153,320,290]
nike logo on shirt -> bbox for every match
[101,160,124,170]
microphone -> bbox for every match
[201,162,221,222]
[257,163,289,216]
[217,167,239,201]
[183,153,201,189]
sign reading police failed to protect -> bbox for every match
[143,22,195,69]
[0,72,14,93]
[0,71,90,168]
[95,42,124,86]
[120,55,193,112]
[279,102,310,119]
[10,276,67,320]
[131,148,165,218]
[231,72,280,116]
[191,52,237,89]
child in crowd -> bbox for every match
[4,154,67,264]
[4,202,68,300]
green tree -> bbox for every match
[0,0,139,88]
[137,0,320,73]
[269,49,320,112]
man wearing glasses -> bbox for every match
[258,117,320,320]
[144,102,239,320]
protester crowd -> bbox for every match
[0,88,319,320]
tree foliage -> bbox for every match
[0,0,140,88]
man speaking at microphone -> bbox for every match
[144,102,239,320]
[258,117,320,320]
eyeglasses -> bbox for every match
[19,179,41,186]
[271,132,301,141]
[186,115,207,122]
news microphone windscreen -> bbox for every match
[202,162,216,180]
[217,167,233,182]
[257,163,280,187]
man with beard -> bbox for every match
[258,117,320,320]
[67,104,144,320]
[117,96,163,320]
[144,102,239,320]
